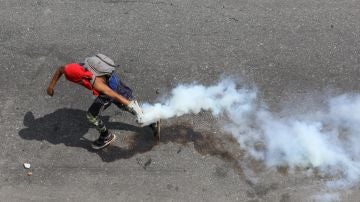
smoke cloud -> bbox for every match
[141,79,360,187]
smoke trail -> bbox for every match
[141,79,360,187]
[141,79,257,125]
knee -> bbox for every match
[86,112,97,124]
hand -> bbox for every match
[127,100,144,123]
[47,86,54,96]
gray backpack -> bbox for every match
[84,54,118,85]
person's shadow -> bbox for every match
[19,108,157,162]
[19,108,241,170]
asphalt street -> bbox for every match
[1,0,360,201]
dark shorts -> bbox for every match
[87,94,127,117]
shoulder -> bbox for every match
[93,75,107,84]
[92,75,112,93]
[63,63,86,75]
[64,63,82,69]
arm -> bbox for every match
[47,66,65,96]
[93,76,144,123]
[92,76,130,105]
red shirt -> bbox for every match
[63,63,100,96]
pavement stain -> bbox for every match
[156,124,244,175]
[136,157,152,170]
[245,179,279,198]
[280,193,291,202]
[166,184,179,192]
[214,166,229,178]
[176,147,182,153]
[277,166,289,176]
[19,108,243,175]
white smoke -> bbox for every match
[141,79,257,125]
[141,79,360,187]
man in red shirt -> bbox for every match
[47,54,156,149]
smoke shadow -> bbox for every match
[19,108,242,172]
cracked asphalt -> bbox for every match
[1,0,360,201]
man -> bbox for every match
[47,54,156,149]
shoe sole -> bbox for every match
[92,134,117,150]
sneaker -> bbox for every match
[92,133,116,149]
